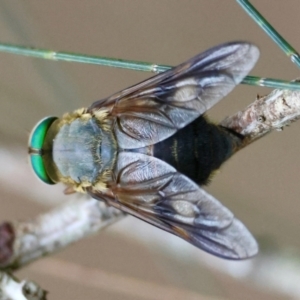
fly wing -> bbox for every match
[89,42,259,148]
[89,153,258,259]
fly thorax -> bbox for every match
[45,117,116,191]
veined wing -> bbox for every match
[89,42,259,148]
[89,152,258,259]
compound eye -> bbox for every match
[29,116,58,184]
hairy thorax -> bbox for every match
[43,109,117,192]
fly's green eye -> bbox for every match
[29,116,58,184]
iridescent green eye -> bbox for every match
[29,116,58,184]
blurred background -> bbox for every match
[0,1,300,299]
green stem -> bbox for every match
[0,42,300,90]
[237,0,300,68]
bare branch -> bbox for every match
[0,198,125,270]
[1,87,300,297]
[0,271,46,300]
[1,88,300,270]
[220,89,300,147]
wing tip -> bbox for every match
[190,217,259,260]
[224,41,260,84]
[227,218,259,260]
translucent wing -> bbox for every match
[88,42,259,148]
[89,153,258,259]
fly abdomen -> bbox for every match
[153,116,243,185]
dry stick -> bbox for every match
[220,88,300,145]
[4,199,125,270]
[0,199,125,299]
[0,88,300,299]
[0,271,46,300]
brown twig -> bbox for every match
[1,87,300,299]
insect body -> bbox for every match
[29,42,259,260]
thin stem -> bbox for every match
[243,76,300,90]
[0,42,169,73]
[237,0,300,68]
[0,42,300,90]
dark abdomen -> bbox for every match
[153,116,243,185]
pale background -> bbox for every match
[0,1,300,299]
